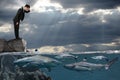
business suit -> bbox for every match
[13,7,25,39]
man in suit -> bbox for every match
[13,4,30,39]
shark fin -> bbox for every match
[105,57,119,70]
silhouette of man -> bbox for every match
[13,4,30,39]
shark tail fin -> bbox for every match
[105,57,119,70]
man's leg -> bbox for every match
[14,22,20,39]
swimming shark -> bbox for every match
[14,55,61,72]
[91,56,107,60]
[64,57,118,71]
[55,53,78,60]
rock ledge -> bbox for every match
[0,39,26,52]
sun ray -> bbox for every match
[32,0,62,12]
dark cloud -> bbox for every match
[0,0,37,7]
[51,0,120,12]
[0,0,17,6]
[0,10,15,23]
[0,0,37,23]
[104,10,120,38]
[0,0,120,51]
[20,8,120,48]
[0,0,16,22]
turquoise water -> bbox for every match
[45,54,120,80]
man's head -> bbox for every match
[24,4,30,13]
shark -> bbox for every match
[64,57,118,71]
[55,53,78,60]
[91,56,107,60]
[14,55,61,72]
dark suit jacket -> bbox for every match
[13,7,25,22]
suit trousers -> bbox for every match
[13,21,20,39]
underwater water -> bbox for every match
[46,53,120,80]
[0,52,120,80]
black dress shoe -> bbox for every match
[16,37,22,40]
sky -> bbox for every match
[0,0,120,53]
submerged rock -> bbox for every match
[0,53,51,80]
[0,39,26,52]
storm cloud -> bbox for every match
[51,0,120,12]
[0,0,120,52]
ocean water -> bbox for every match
[45,53,120,80]
[0,52,120,80]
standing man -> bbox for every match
[13,4,30,39]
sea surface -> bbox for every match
[45,53,120,80]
